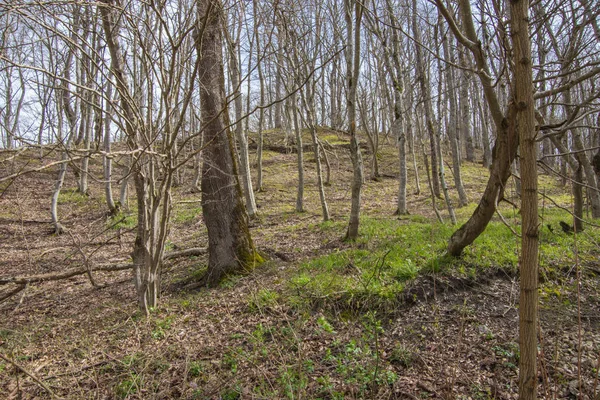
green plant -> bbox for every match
[172,204,202,224]
[317,316,335,334]
[116,374,141,398]
[389,343,414,368]
[107,211,137,230]
[248,289,279,311]
[278,366,308,399]
[220,387,241,400]
[151,316,174,340]
[58,188,88,205]
[188,361,204,378]
[222,349,241,373]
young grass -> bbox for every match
[287,207,600,313]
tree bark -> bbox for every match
[224,19,257,217]
[413,0,440,199]
[441,21,468,207]
[437,0,520,256]
[196,0,259,287]
[511,0,539,398]
[345,0,365,241]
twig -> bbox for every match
[0,284,26,304]
[0,247,208,286]
[494,192,521,238]
[0,352,58,398]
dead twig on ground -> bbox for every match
[0,352,59,398]
[0,247,207,286]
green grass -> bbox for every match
[58,188,88,205]
[172,203,202,224]
[107,210,137,230]
[287,208,600,312]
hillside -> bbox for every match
[1,130,599,399]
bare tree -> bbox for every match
[345,0,365,240]
[196,0,260,287]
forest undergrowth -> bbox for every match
[1,129,599,399]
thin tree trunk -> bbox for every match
[254,0,265,193]
[103,81,118,215]
[459,48,475,162]
[441,21,468,207]
[345,0,365,241]
[225,22,257,217]
[413,0,440,199]
[290,94,304,212]
[511,0,539,397]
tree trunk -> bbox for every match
[441,22,468,207]
[413,0,440,199]
[290,94,304,212]
[437,0,519,256]
[447,106,518,256]
[511,0,539,398]
[254,0,265,193]
[345,0,365,241]
[459,48,475,163]
[102,81,118,215]
[196,0,259,287]
[225,23,257,217]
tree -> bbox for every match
[436,0,520,256]
[224,3,257,218]
[345,0,365,240]
[413,0,441,200]
[510,0,539,397]
[196,0,260,287]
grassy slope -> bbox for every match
[0,130,599,399]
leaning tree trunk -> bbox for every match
[447,106,518,256]
[436,0,520,256]
[196,0,259,287]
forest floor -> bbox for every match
[1,129,600,399]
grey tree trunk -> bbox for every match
[102,81,118,215]
[345,0,365,241]
[413,0,440,199]
[254,0,265,193]
[458,48,475,163]
[441,22,468,207]
[225,22,257,217]
[197,0,259,287]
[290,94,304,212]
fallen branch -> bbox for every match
[0,352,58,398]
[0,263,132,286]
[163,247,207,260]
[0,247,207,286]
[0,284,26,303]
